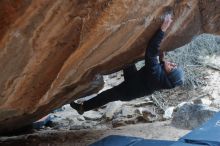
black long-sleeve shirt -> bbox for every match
[144,29,174,89]
[122,29,174,98]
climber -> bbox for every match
[70,14,184,115]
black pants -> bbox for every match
[83,65,145,111]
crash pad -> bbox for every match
[177,112,220,146]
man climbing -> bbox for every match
[70,14,184,115]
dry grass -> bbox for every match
[167,34,220,89]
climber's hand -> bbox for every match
[161,14,173,32]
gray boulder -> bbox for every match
[83,111,103,121]
[112,117,138,128]
[211,99,220,109]
[121,106,135,118]
[163,107,175,119]
[172,102,219,129]
[142,108,158,122]
[104,101,123,120]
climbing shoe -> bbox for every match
[70,101,84,115]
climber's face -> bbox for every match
[164,61,177,74]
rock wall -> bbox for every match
[0,0,219,134]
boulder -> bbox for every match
[211,99,220,109]
[77,116,85,122]
[193,98,212,106]
[104,101,123,120]
[126,97,153,107]
[49,105,79,129]
[172,102,219,129]
[121,106,135,118]
[83,111,103,121]
[0,0,220,133]
[112,117,138,128]
[163,107,175,120]
[142,109,158,122]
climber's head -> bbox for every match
[164,61,184,87]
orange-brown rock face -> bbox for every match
[0,0,219,134]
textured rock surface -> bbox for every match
[105,101,123,120]
[0,0,220,133]
[172,102,219,129]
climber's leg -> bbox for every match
[123,64,137,81]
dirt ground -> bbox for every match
[0,120,190,146]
